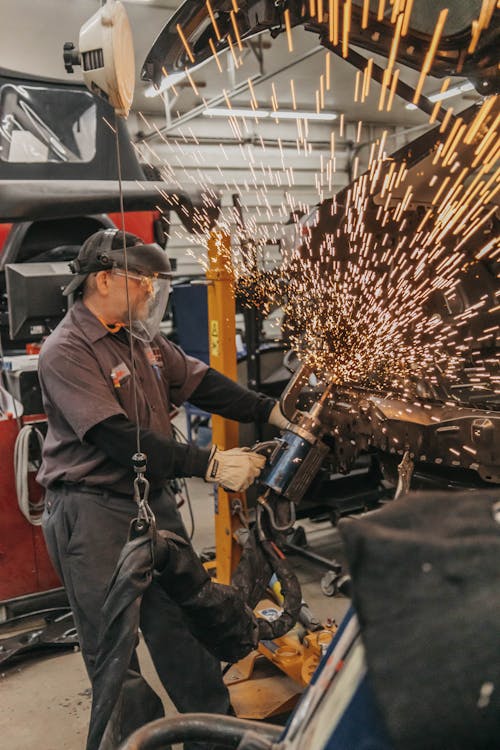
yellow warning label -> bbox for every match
[210,320,220,358]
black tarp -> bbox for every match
[87,524,301,750]
[339,489,500,750]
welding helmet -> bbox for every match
[64,228,172,342]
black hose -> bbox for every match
[257,539,302,640]
[247,505,302,640]
[117,713,282,749]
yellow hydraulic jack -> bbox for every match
[205,231,335,720]
[205,230,246,583]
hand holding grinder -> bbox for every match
[205,363,334,515]
[150,365,334,668]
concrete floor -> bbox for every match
[0,476,350,750]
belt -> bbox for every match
[49,481,132,498]
[49,481,166,500]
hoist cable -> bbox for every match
[114,112,142,457]
[113,114,153,529]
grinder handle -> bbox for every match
[252,439,283,464]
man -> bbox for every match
[38,228,289,749]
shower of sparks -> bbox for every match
[236,94,499,396]
[135,3,499,418]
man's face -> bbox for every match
[108,269,155,322]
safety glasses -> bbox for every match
[112,269,161,287]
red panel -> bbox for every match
[108,211,159,243]
[0,222,13,257]
[0,418,60,601]
[0,214,159,260]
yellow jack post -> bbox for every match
[206,230,247,584]
[205,231,335,719]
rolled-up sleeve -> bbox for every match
[39,340,126,441]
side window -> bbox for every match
[0,84,97,164]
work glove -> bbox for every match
[268,402,290,431]
[205,446,266,492]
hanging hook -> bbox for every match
[132,452,156,530]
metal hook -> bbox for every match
[133,475,155,524]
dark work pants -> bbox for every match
[42,484,231,749]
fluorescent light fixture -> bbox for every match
[202,107,337,121]
[406,81,475,109]
[272,110,337,121]
[430,81,475,102]
[144,72,188,98]
[144,57,216,98]
[203,107,269,118]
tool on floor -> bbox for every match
[0,610,78,667]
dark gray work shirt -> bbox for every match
[37,300,207,492]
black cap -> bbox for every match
[63,229,171,296]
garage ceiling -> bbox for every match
[0,0,481,128]
[0,0,492,274]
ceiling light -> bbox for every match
[405,81,475,109]
[144,56,216,97]
[203,107,270,118]
[144,71,188,98]
[272,110,337,121]
[202,107,337,121]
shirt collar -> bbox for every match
[71,299,115,343]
